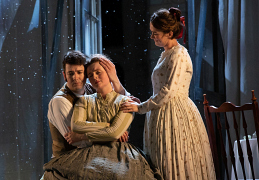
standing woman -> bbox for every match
[120,7,216,180]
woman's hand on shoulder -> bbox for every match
[120,100,139,113]
[128,96,141,104]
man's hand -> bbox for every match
[117,131,129,142]
[64,127,87,144]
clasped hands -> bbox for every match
[64,127,87,145]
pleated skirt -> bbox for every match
[143,95,216,180]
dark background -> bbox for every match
[101,0,152,148]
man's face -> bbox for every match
[62,64,86,94]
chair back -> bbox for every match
[203,90,259,180]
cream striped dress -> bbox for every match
[139,44,216,180]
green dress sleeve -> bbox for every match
[86,110,133,142]
[71,96,110,133]
[72,94,133,142]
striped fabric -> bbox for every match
[71,90,133,142]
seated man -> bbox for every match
[43,54,162,180]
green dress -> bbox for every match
[43,91,162,180]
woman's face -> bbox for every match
[150,22,171,48]
[86,62,111,92]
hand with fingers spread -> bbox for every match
[99,58,118,83]
[120,100,139,113]
[99,58,125,95]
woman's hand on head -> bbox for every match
[99,58,125,95]
[120,101,139,113]
[99,58,119,84]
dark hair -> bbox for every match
[85,54,111,77]
[62,50,87,72]
[150,8,183,39]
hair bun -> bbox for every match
[168,7,181,22]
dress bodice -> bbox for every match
[151,44,193,97]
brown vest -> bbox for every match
[49,84,90,157]
[49,83,96,157]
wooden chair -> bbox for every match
[203,90,259,180]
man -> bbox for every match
[47,50,130,158]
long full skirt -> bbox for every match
[143,95,216,180]
[43,142,162,180]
